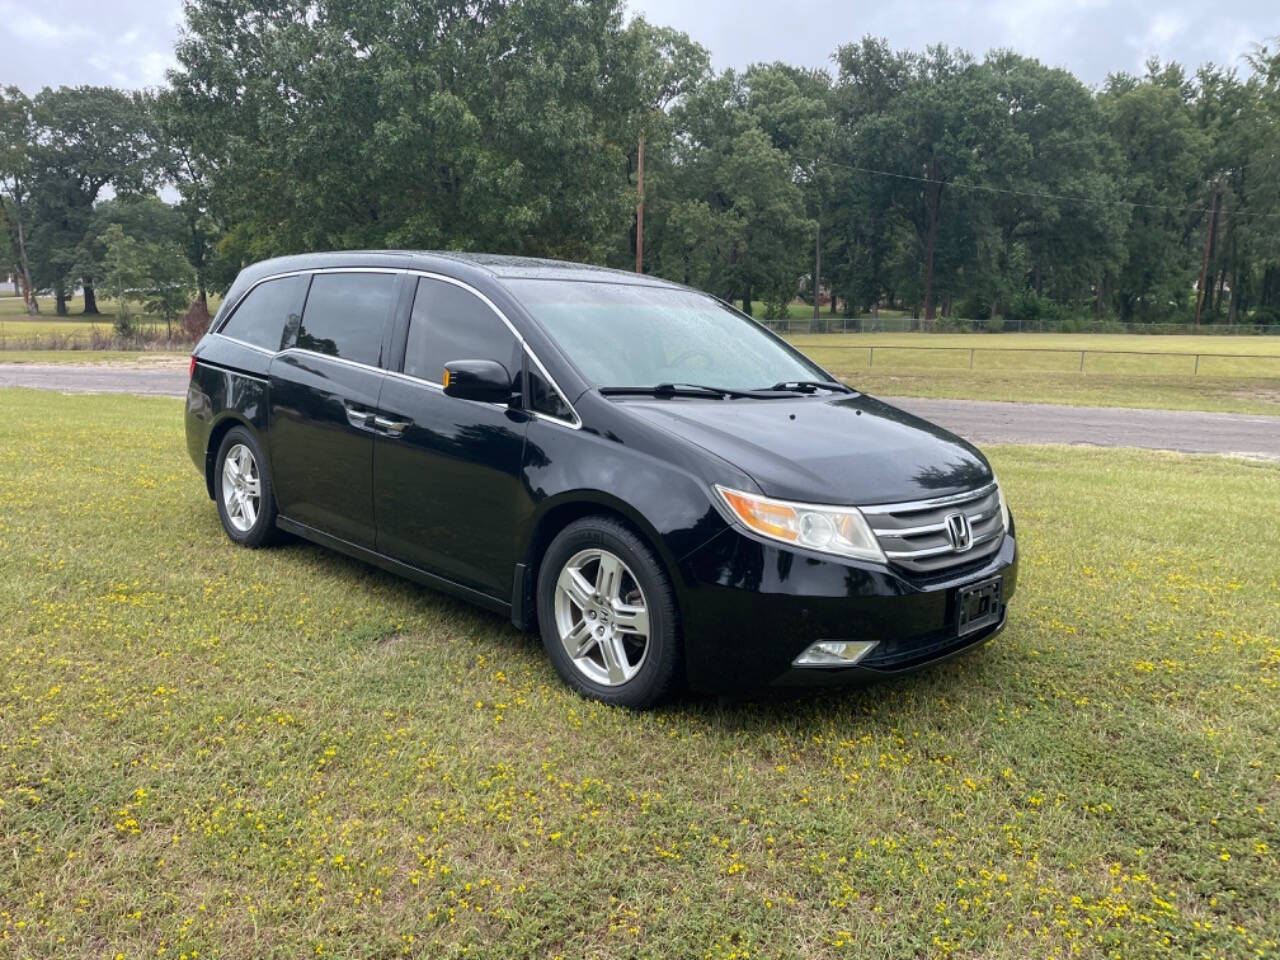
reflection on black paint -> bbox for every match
[912,458,991,491]
[773,549,794,586]
[523,437,552,471]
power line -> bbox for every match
[836,161,1280,221]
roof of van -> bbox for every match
[233,250,683,289]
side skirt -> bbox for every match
[276,516,511,617]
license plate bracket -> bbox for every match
[956,577,1003,637]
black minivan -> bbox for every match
[186,251,1017,707]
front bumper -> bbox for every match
[676,522,1018,694]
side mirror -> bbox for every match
[443,359,515,404]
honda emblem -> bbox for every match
[945,512,972,551]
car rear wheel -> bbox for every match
[537,516,681,708]
[214,427,280,548]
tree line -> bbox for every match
[2,0,1279,329]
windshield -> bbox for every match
[506,279,829,390]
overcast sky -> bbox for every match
[1,0,1274,92]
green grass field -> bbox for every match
[0,292,222,344]
[3,308,1279,414]
[1,292,120,331]
[1,389,1277,959]
[0,350,189,365]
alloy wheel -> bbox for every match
[552,548,651,686]
[221,442,262,533]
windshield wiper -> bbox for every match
[764,380,855,394]
[600,382,782,399]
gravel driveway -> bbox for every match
[2,360,1277,459]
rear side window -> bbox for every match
[218,275,306,351]
[403,278,516,382]
[293,272,398,367]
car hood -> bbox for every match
[618,392,992,505]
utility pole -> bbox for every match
[813,219,821,322]
[1195,178,1222,328]
[635,135,645,274]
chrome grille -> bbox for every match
[862,482,1005,574]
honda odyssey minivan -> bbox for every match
[185,251,1017,707]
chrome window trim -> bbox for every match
[522,345,582,430]
[193,354,269,382]
[211,269,309,336]
[381,351,581,431]
[859,481,998,515]
[276,345,385,375]
[211,332,278,357]
[403,270,581,429]
[209,265,582,429]
[384,368,444,390]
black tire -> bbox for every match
[213,426,280,548]
[536,516,682,708]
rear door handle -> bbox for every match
[372,415,409,437]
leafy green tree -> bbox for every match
[98,223,146,333]
[1242,41,1280,320]
[1099,64,1208,322]
[139,240,198,339]
[74,196,186,303]
[169,0,648,262]
[979,52,1123,318]
[829,42,1025,322]
[618,17,712,271]
[153,88,220,308]
[743,63,835,318]
[649,71,811,315]
[0,86,38,313]
[23,86,158,315]
[829,37,914,317]
[98,221,196,337]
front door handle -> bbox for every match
[344,401,376,430]
[372,415,409,437]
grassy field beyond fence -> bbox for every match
[1,388,1277,959]
[785,333,1280,415]
[4,301,1280,414]
[0,292,221,350]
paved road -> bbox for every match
[2,361,1277,459]
[885,396,1280,460]
[0,362,189,397]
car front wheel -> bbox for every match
[537,516,682,708]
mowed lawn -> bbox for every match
[0,351,189,366]
[1,393,1279,959]
[1,293,120,340]
[787,333,1280,415]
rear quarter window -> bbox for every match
[217,275,307,352]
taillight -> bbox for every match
[189,355,197,378]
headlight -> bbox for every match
[995,475,1011,531]
[715,485,886,563]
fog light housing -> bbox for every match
[792,640,878,667]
